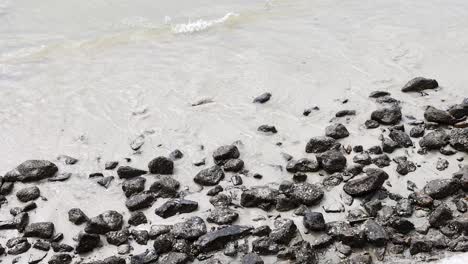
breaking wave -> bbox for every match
[171,12,239,34]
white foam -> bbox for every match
[171,12,239,34]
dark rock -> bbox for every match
[363,219,388,247]
[172,216,207,240]
[207,185,223,196]
[369,91,390,98]
[194,166,225,186]
[148,156,174,175]
[389,218,415,234]
[436,158,449,171]
[409,192,433,207]
[76,232,101,253]
[51,242,73,252]
[429,204,453,227]
[49,172,72,182]
[57,155,78,165]
[149,224,172,239]
[131,250,159,264]
[209,193,232,207]
[213,145,240,165]
[348,253,372,264]
[409,238,432,255]
[154,199,198,218]
[450,128,468,152]
[150,175,180,198]
[252,237,279,255]
[303,211,325,231]
[223,241,238,256]
[423,178,460,199]
[24,222,54,239]
[132,230,149,245]
[106,229,129,246]
[381,138,399,155]
[0,212,28,231]
[159,252,189,264]
[125,192,155,211]
[16,186,40,202]
[252,226,271,237]
[223,159,244,172]
[253,92,271,104]
[286,158,319,173]
[305,136,337,153]
[240,186,278,210]
[105,161,119,170]
[365,119,380,129]
[322,173,343,187]
[389,129,413,147]
[368,146,383,154]
[326,221,365,247]
[89,173,103,178]
[207,207,239,225]
[353,145,364,152]
[48,254,72,264]
[440,145,457,155]
[169,149,184,160]
[276,194,299,211]
[128,211,147,226]
[449,103,468,119]
[97,176,114,188]
[335,110,356,117]
[117,166,146,179]
[363,200,382,217]
[68,208,88,225]
[317,150,347,173]
[419,129,449,149]
[394,156,416,175]
[231,174,243,185]
[153,233,174,254]
[395,198,413,217]
[0,181,14,195]
[410,125,425,138]
[242,253,264,264]
[343,168,388,196]
[6,237,31,255]
[303,106,320,116]
[424,106,457,125]
[287,182,324,206]
[269,219,297,244]
[194,225,252,252]
[371,106,402,125]
[122,177,146,198]
[258,125,277,134]
[353,153,371,165]
[325,123,350,139]
[401,77,438,92]
[33,240,51,251]
[85,210,123,234]
[4,160,58,182]
[377,96,399,104]
[453,166,468,191]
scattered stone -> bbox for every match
[317,150,347,173]
[149,175,180,198]
[363,219,388,246]
[409,238,432,255]
[125,192,155,211]
[57,155,78,165]
[4,160,58,182]
[305,136,337,153]
[207,207,239,225]
[286,182,324,206]
[424,106,457,125]
[172,216,207,240]
[117,166,146,179]
[128,211,147,226]
[68,208,88,225]
[369,91,390,98]
[348,252,372,264]
[209,193,232,207]
[48,254,72,264]
[389,129,413,147]
[75,232,101,253]
[240,186,278,210]
[148,156,174,175]
[252,226,271,237]
[169,149,184,160]
[365,119,380,129]
[33,240,51,251]
[207,185,223,196]
[131,250,159,264]
[286,158,320,173]
[303,211,326,231]
[252,237,279,255]
[6,237,31,255]
[24,222,54,239]
[242,253,264,264]
[194,166,225,186]
[322,173,343,187]
[335,110,356,117]
[85,210,123,234]
[122,177,146,198]
[325,123,350,139]
[105,161,119,170]
[16,186,40,202]
[419,129,449,149]
[213,145,240,165]
[371,106,402,125]
[401,77,438,92]
[410,125,425,138]
[270,219,297,244]
[253,92,271,104]
[423,178,461,199]
[154,199,198,218]
[394,156,416,175]
[97,176,114,188]
[106,229,129,246]
[343,168,388,196]
[436,158,449,171]
[353,153,371,165]
[429,204,453,227]
[159,252,189,264]
[258,125,277,134]
[223,159,244,172]
[194,225,252,252]
[450,128,468,152]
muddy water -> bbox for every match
[0,0,467,263]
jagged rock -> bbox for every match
[16,186,40,202]
[97,176,114,188]
[371,106,402,125]
[159,252,189,264]
[106,229,129,246]
[128,212,147,226]
[409,192,433,207]
[410,125,425,138]
[317,150,347,173]
[258,125,277,134]
[240,186,279,210]
[207,185,223,196]
[285,182,324,206]
[224,241,238,256]
[194,166,225,186]
[209,193,232,207]
[105,161,119,170]
[409,238,432,255]
[149,175,180,198]
[453,166,468,191]
[0,212,29,231]
[305,136,337,153]
[450,128,468,152]
[253,92,271,104]
[85,210,123,234]
[122,177,146,198]
[223,159,244,172]
[252,226,271,237]
[353,153,371,165]
[68,208,88,225]
[154,199,198,218]
[207,207,239,225]
[363,220,388,246]
[429,204,453,227]
[152,233,174,254]
[394,156,416,175]
[131,230,149,245]
[252,237,279,255]
[4,160,58,182]
[326,221,365,247]
[172,216,207,240]
[117,166,146,179]
[194,225,252,252]
[125,192,155,211]
[369,91,390,98]
[395,198,413,217]
[303,211,325,231]
[57,155,78,165]
[24,222,54,239]
[213,145,240,165]
[148,156,174,175]
[286,158,320,173]
[322,173,343,187]
[424,106,457,125]
[423,178,460,199]
[401,77,438,92]
[76,232,101,253]
[419,129,449,149]
[242,253,264,264]
[276,194,299,211]
[270,219,297,245]
[325,123,350,139]
[131,250,159,264]
[343,168,388,196]
[6,237,31,255]
[0,181,14,195]
[382,137,399,153]
[389,129,413,147]
[388,217,415,234]
[149,224,172,239]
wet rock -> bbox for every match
[207,185,223,196]
[401,77,438,92]
[68,208,88,225]
[322,173,343,187]
[106,229,129,246]
[258,125,277,134]
[149,175,180,198]
[231,174,243,185]
[152,233,174,254]
[240,186,278,210]
[221,159,244,173]
[0,181,14,195]
[326,221,365,247]
[394,156,416,175]
[169,149,184,160]
[429,204,453,227]
[389,129,413,147]
[395,198,413,217]
[57,155,78,165]
[424,106,457,125]
[207,207,239,225]
[252,237,279,255]
[4,160,58,182]
[48,254,72,264]
[85,210,123,234]
[286,158,320,173]
[369,91,390,98]
[105,161,119,170]
[223,241,238,256]
[89,172,103,178]
[253,92,271,104]
[371,106,402,125]
[365,119,380,129]
[353,153,371,165]
[0,212,28,231]
[16,186,40,202]
[131,230,149,245]
[323,201,345,213]
[117,166,146,179]
[423,178,460,199]
[276,194,299,211]
[303,106,320,116]
[6,237,31,255]
[419,129,449,149]
[24,222,54,239]
[131,250,159,264]
[97,176,114,188]
[242,253,264,264]
[209,193,232,207]
[409,192,433,207]
[303,211,325,231]
[252,226,271,237]
[148,156,174,175]
[343,168,388,196]
[410,125,425,138]
[325,123,350,139]
[436,158,449,171]
[194,166,225,186]
[122,177,146,198]
[154,199,198,218]
[317,150,347,173]
[270,219,297,245]
[388,218,415,234]
[450,128,468,152]
[336,110,356,117]
[213,145,240,165]
[128,211,147,226]
[409,238,432,255]
[76,232,101,253]
[172,216,207,240]
[286,182,324,206]
[149,225,172,239]
[125,192,155,211]
[363,219,388,246]
[305,136,337,153]
[368,146,383,154]
[194,225,252,252]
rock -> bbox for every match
[213,145,240,165]
[85,210,123,234]
[419,129,449,149]
[449,103,468,119]
[97,176,114,188]
[336,110,356,117]
[303,106,320,116]
[325,123,350,139]
[252,226,271,237]
[394,156,416,175]
[131,230,149,245]
[410,125,425,138]
[453,166,468,191]
[152,233,174,254]
[323,202,345,213]
[0,212,28,231]
[303,211,325,231]
[16,186,40,202]
[429,204,453,227]
[450,128,468,152]
[286,158,320,173]
[105,161,119,170]
[154,199,198,218]
[287,182,324,206]
[363,220,388,246]
[436,158,449,171]
[275,194,299,211]
[401,77,438,92]
[381,137,399,153]
[122,177,146,198]
[131,250,159,264]
[395,198,413,217]
[369,91,390,98]
[240,186,279,210]
[106,229,129,246]
[128,212,147,226]
[269,219,297,244]
[371,106,402,125]
[33,240,51,251]
[125,192,155,211]
[169,149,184,160]
[409,192,433,207]
[348,253,372,264]
[48,254,72,264]
[4,160,58,182]
[317,150,347,173]
[365,119,380,129]
[149,175,180,198]
[57,155,78,165]
[388,218,415,234]
[207,207,239,225]
[223,241,238,256]
[423,179,460,199]
[76,232,101,253]
[172,216,207,240]
[6,237,31,255]
[117,166,146,179]
[242,253,264,264]
[149,224,172,239]
[24,222,54,239]
[424,106,457,125]
[231,174,243,185]
[389,129,413,147]
[89,172,103,178]
[207,185,223,196]
[223,159,244,172]
[194,225,252,252]
[326,221,365,247]
[253,92,271,104]
[409,238,432,255]
[258,125,277,134]
[194,166,225,186]
[363,200,382,217]
[209,193,232,207]
[353,153,371,165]
[322,173,343,187]
[0,181,14,195]
[159,252,189,264]
[68,208,88,225]
[305,136,337,153]
[148,156,174,175]
[293,242,318,264]
[343,168,388,196]
[252,237,279,255]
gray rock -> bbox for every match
[152,233,174,254]
[128,211,147,226]
[106,229,129,246]
[317,150,347,173]
[353,153,371,165]
[121,177,146,197]
[371,106,402,125]
[240,186,279,210]
[401,77,438,92]
[363,219,388,246]
[336,110,356,117]
[424,106,457,125]
[436,158,449,171]
[148,156,174,175]
[24,222,54,239]
[207,207,239,225]
[252,237,279,255]
[410,125,425,138]
[16,186,40,202]
[252,226,271,237]
[303,211,325,231]
[105,161,119,170]
[231,174,243,185]
[409,238,432,255]
[68,208,88,225]
[57,155,78,165]
[365,119,380,129]
[169,149,184,160]
[159,252,189,264]
[450,128,468,152]
[242,253,264,264]
[389,129,413,147]
[194,166,225,186]
[209,193,232,207]
[369,91,390,98]
[48,254,72,264]
[423,178,461,199]
[194,225,252,252]
[453,165,468,191]
[419,129,449,149]
[348,253,372,264]
[305,136,337,153]
[269,219,297,244]
[149,224,172,239]
[394,156,416,175]
[172,216,207,240]
[213,145,240,165]
[343,168,388,196]
[4,160,58,182]
[125,192,155,211]
[131,250,159,264]
[253,92,271,104]
[287,182,324,206]
[382,137,399,153]
[154,199,198,218]
[97,176,114,188]
[325,123,349,139]
[85,210,123,234]
[117,166,146,179]
[429,204,453,227]
[6,237,30,255]
[149,175,180,198]
[258,125,277,134]
[223,159,244,172]
[286,158,320,173]
[76,232,101,253]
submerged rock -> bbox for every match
[154,199,198,218]
[4,160,58,182]
[401,77,438,92]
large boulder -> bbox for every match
[343,168,388,196]
[4,160,58,182]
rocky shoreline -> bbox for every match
[0,77,467,264]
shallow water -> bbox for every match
[0,0,467,263]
